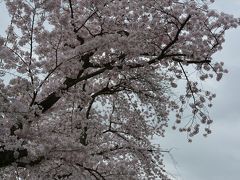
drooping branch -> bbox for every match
[178,62,196,104]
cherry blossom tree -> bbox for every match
[0,0,239,179]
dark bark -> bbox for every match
[0,146,44,168]
[38,92,61,113]
[0,148,27,168]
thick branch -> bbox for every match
[161,15,191,55]
[172,57,210,64]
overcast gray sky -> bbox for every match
[161,1,240,180]
[0,1,240,180]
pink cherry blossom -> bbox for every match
[0,0,238,179]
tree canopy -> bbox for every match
[0,0,239,179]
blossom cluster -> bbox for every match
[0,0,238,179]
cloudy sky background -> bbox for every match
[0,1,240,180]
[161,1,240,180]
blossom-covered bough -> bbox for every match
[0,0,239,179]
